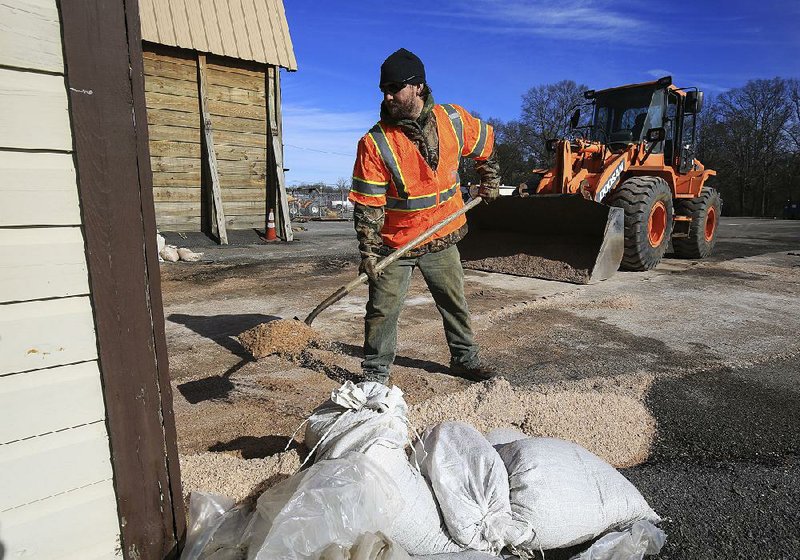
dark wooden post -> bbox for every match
[59,0,185,557]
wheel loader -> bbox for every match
[459,76,721,284]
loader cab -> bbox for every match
[589,83,668,151]
[585,78,704,174]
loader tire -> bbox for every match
[607,176,674,271]
[672,187,722,259]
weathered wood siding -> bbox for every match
[0,1,121,558]
[144,45,269,231]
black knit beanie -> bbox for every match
[379,48,426,87]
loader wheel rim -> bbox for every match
[648,201,667,248]
[705,205,717,242]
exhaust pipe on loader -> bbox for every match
[458,194,624,284]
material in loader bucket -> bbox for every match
[458,195,624,284]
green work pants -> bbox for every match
[362,244,479,377]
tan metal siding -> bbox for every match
[185,0,210,52]
[199,0,223,54]
[140,0,297,69]
[169,0,194,47]
[252,0,279,64]
[268,0,293,66]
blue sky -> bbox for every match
[280,0,800,186]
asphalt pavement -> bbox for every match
[624,355,800,559]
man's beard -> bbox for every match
[386,96,418,120]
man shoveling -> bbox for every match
[349,48,501,384]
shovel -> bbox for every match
[303,196,483,325]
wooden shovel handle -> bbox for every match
[304,196,483,325]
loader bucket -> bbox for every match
[458,195,624,284]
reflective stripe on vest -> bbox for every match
[351,176,388,197]
[386,180,460,212]
[465,119,489,159]
[441,104,464,152]
[367,123,408,198]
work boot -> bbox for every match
[449,360,497,382]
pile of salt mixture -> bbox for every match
[237,319,323,359]
[409,376,656,468]
[180,449,301,506]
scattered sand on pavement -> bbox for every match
[238,319,323,359]
[409,376,655,468]
[180,449,301,506]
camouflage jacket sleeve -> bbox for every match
[474,148,501,187]
[353,202,385,257]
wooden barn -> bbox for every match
[1,1,184,557]
[138,0,297,241]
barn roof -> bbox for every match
[139,0,297,70]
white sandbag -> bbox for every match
[571,520,666,560]
[178,247,204,262]
[305,382,410,461]
[497,438,661,551]
[319,531,412,560]
[415,422,531,553]
[161,245,179,262]
[365,445,464,557]
[484,427,528,447]
[248,452,403,560]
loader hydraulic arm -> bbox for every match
[551,139,603,196]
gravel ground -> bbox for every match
[160,217,800,558]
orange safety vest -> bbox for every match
[350,103,494,249]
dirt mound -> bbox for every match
[409,377,655,468]
[238,319,323,359]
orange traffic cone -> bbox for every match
[265,209,277,241]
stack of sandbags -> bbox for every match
[181,381,665,559]
[303,382,665,559]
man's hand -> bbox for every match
[477,184,500,202]
[359,254,383,282]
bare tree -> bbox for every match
[519,80,588,166]
[492,119,538,185]
[699,78,796,216]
